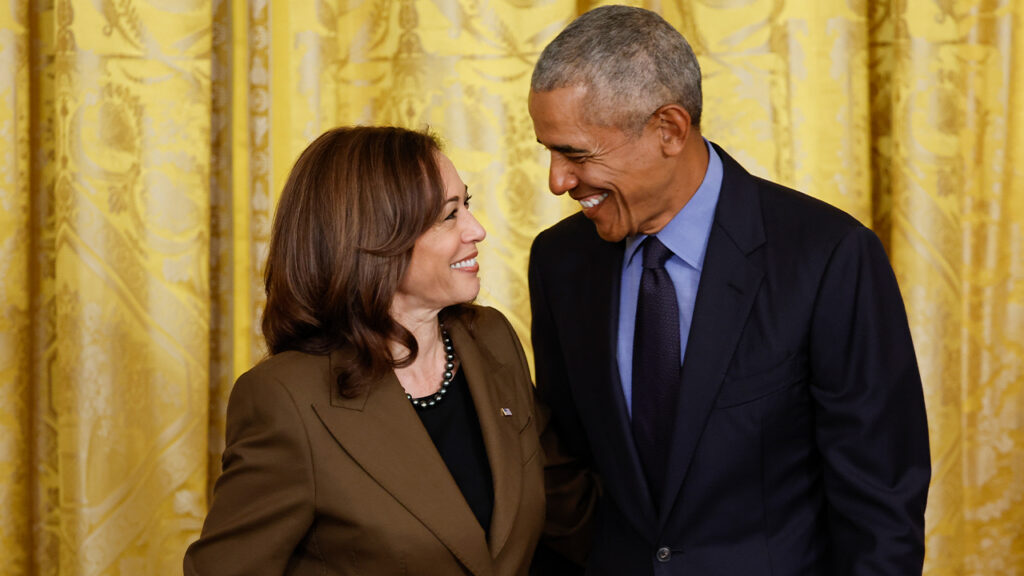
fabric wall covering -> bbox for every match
[0,0,1020,574]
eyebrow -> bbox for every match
[537,139,589,156]
[443,185,469,204]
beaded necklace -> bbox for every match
[406,325,456,410]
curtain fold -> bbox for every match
[0,1,1020,574]
[1,2,32,572]
[883,1,1024,571]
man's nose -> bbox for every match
[548,153,578,195]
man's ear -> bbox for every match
[655,104,692,156]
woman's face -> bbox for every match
[393,153,486,321]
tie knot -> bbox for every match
[642,236,673,269]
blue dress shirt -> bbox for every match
[617,140,723,416]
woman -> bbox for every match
[185,126,545,575]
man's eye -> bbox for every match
[567,156,588,164]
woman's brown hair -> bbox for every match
[261,126,459,394]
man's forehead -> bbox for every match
[530,90,589,138]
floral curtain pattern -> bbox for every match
[0,0,1020,574]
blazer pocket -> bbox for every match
[716,354,807,408]
[519,414,541,464]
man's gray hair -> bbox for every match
[531,5,702,136]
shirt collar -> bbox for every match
[624,139,723,270]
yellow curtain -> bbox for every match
[0,0,1020,574]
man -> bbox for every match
[527,6,931,576]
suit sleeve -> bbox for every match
[809,226,931,575]
[528,238,600,573]
[184,371,316,576]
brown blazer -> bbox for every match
[184,306,545,576]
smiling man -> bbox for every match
[527,6,931,576]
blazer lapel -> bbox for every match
[446,316,521,559]
[572,236,660,538]
[659,146,766,525]
[312,351,493,576]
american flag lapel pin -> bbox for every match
[501,408,512,417]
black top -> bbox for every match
[414,368,494,535]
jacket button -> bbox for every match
[656,547,671,562]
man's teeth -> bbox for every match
[579,193,609,209]
[451,257,477,269]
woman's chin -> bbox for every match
[451,281,481,307]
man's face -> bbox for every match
[529,86,677,242]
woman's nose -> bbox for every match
[463,210,486,243]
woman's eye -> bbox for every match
[443,195,471,221]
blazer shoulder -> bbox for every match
[241,349,330,380]
[759,177,861,228]
[530,213,624,289]
[233,350,333,405]
[715,142,865,247]
[743,174,869,259]
[463,303,505,329]
[532,212,602,256]
[457,304,525,361]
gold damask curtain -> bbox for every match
[0,0,1020,574]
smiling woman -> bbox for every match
[392,153,487,340]
[183,126,548,576]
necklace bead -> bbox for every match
[407,325,457,410]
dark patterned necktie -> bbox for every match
[632,236,681,505]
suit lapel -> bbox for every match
[572,235,660,537]
[659,146,766,524]
[446,316,522,559]
[312,350,493,576]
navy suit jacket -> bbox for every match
[529,143,930,576]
